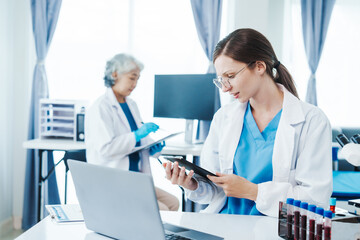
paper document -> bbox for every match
[46,204,84,223]
[129,130,183,154]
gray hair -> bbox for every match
[103,53,144,87]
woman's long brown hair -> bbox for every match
[213,28,299,98]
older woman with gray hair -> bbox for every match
[85,53,179,211]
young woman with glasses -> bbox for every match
[163,28,332,216]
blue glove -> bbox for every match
[149,141,165,156]
[134,122,159,142]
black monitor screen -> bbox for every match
[154,74,217,121]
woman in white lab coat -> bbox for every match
[86,53,179,211]
[164,28,332,217]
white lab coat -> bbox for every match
[186,84,333,217]
[85,88,153,174]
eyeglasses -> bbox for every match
[213,62,254,90]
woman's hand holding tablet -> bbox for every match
[163,159,198,191]
[163,156,216,178]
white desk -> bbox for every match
[162,144,202,156]
[22,136,202,158]
[22,137,201,158]
[15,211,281,240]
[162,133,203,157]
[23,138,86,151]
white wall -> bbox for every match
[12,0,34,229]
[0,0,34,230]
[225,0,285,59]
[0,0,13,226]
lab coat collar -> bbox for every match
[272,84,304,180]
[104,88,132,131]
[278,84,305,125]
[221,101,247,174]
[105,88,122,108]
[105,87,134,109]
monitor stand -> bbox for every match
[185,120,194,144]
[184,120,205,145]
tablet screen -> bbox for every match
[163,156,216,178]
[129,131,183,154]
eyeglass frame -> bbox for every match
[213,61,255,90]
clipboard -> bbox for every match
[128,131,183,154]
[163,156,217,178]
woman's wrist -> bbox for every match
[239,181,258,201]
[185,178,198,191]
[248,182,258,201]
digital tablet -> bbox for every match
[129,131,183,154]
[163,156,217,178]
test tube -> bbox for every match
[329,198,336,214]
[308,205,317,240]
[293,200,301,240]
[315,207,324,240]
[286,198,294,239]
[324,210,332,240]
[300,202,308,240]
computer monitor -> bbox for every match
[154,74,217,143]
[154,74,217,120]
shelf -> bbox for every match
[41,122,75,128]
[41,131,75,138]
[41,116,75,121]
[40,107,75,112]
[39,100,87,141]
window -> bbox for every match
[47,0,208,131]
[287,0,360,127]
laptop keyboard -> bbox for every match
[165,233,192,240]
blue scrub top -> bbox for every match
[120,102,140,172]
[220,102,282,215]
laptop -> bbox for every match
[68,160,223,240]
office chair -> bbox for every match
[62,150,87,204]
[42,150,87,204]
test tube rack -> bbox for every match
[278,201,360,240]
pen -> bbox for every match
[156,158,163,165]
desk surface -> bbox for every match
[16,211,281,240]
[23,139,86,151]
[162,144,203,157]
[162,134,203,156]
[22,138,203,156]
